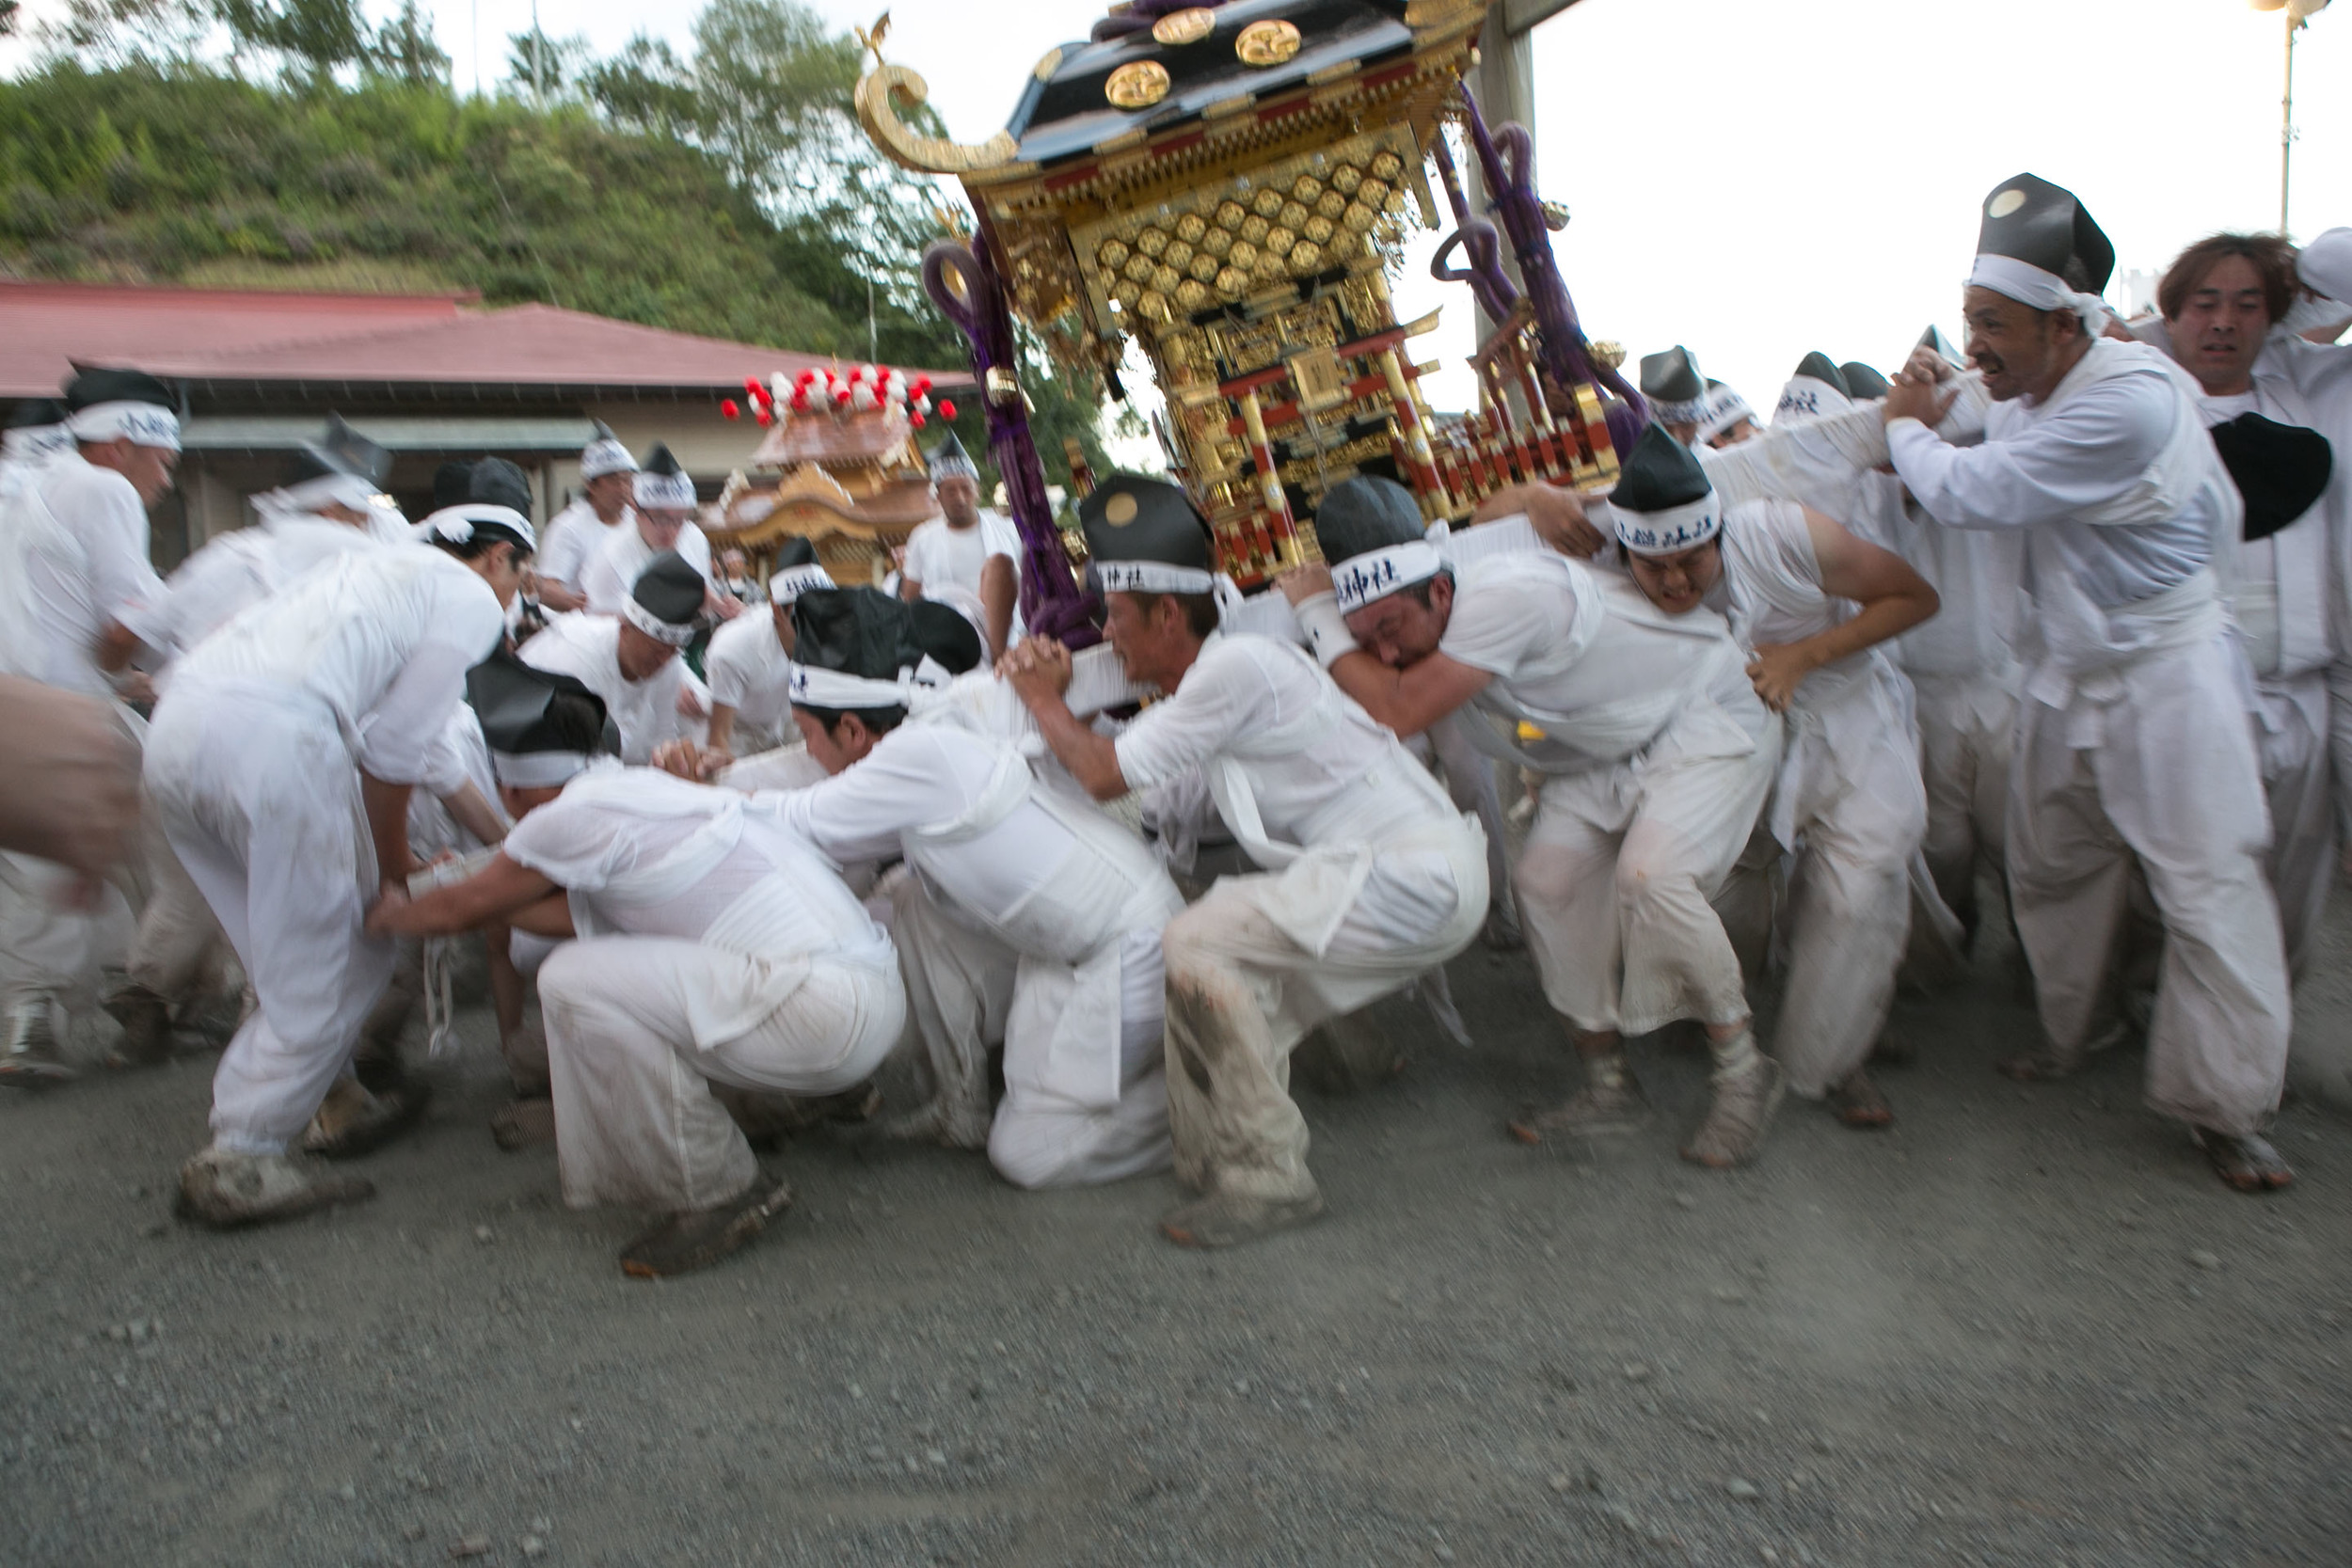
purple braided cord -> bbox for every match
[1456,88,1648,437]
[922,229,1101,647]
[1425,135,1518,327]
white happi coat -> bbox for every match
[1890,335,2290,1135]
[518,613,705,764]
[8,451,170,695]
[580,516,712,616]
[534,499,631,597]
[1712,499,1928,1096]
[501,766,902,1211]
[143,546,506,1153]
[704,611,797,755]
[1438,551,1778,1036]
[153,509,406,668]
[1117,635,1486,979]
[768,707,1184,1189]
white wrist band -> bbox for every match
[1292,592,1358,670]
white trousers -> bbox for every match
[145,687,394,1154]
[2008,637,2291,1135]
[1770,710,1928,1097]
[125,794,226,1004]
[1911,670,2016,952]
[889,874,1174,1190]
[539,938,903,1212]
[1514,708,1778,1037]
[1161,819,1486,1203]
[2253,671,2333,979]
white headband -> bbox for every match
[1096,560,1216,595]
[621,593,698,647]
[256,471,384,520]
[423,504,538,554]
[3,424,74,466]
[1967,254,2110,338]
[789,655,955,710]
[68,401,180,451]
[634,470,696,510]
[580,438,637,480]
[492,750,599,788]
[1697,389,1756,443]
[1332,541,1446,614]
[770,562,834,603]
[1650,393,1709,427]
[1608,490,1723,557]
[1773,377,1852,425]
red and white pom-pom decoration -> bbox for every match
[729,364,954,428]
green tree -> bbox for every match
[504,28,591,101]
[214,0,371,81]
[366,1,446,87]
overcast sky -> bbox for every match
[8,0,2347,415]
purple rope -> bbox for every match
[1456,88,1648,438]
[922,229,1101,647]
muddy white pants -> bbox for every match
[1161,821,1486,1204]
[889,875,1175,1189]
[2008,638,2291,1135]
[145,686,394,1154]
[538,938,903,1212]
[1772,714,1927,1098]
[2252,671,2332,979]
[1514,711,1777,1037]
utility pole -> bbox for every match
[2255,0,2332,237]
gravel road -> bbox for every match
[5,893,2349,1568]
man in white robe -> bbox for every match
[703,538,832,761]
[147,504,522,1225]
[534,423,637,613]
[1006,475,1487,1246]
[520,552,708,764]
[1282,474,1785,1164]
[900,433,1021,657]
[371,658,903,1278]
[102,419,419,1069]
[579,443,735,626]
[758,587,1184,1189]
[1629,431,1942,1126]
[0,370,180,1082]
[2143,231,2349,977]
[1883,173,2294,1192]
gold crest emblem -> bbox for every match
[1104,492,1140,526]
[1151,8,1217,46]
[1104,60,1172,109]
[1234,20,1301,68]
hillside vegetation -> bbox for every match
[0,0,1120,476]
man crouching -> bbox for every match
[369,656,905,1277]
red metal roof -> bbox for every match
[0,282,972,398]
[0,279,476,398]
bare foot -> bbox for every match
[2193,1128,2294,1193]
[1828,1069,1894,1129]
